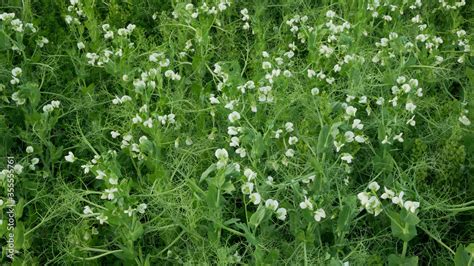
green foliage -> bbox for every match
[0,0,473,265]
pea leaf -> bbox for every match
[388,254,418,266]
[388,210,417,242]
[454,245,472,266]
[249,205,266,230]
[199,164,216,183]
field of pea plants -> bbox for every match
[1,0,474,265]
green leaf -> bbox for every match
[14,222,25,250]
[249,205,266,229]
[200,164,216,183]
[401,209,420,226]
[388,210,417,242]
[235,223,257,245]
[210,171,226,188]
[19,82,40,109]
[466,67,474,88]
[388,254,418,266]
[221,180,235,194]
[205,184,219,209]
[251,132,266,160]
[454,245,472,266]
[15,198,25,219]
[223,218,240,226]
[130,221,144,242]
[465,243,474,255]
[337,195,356,234]
[317,125,331,154]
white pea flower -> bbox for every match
[249,193,262,205]
[13,164,23,174]
[405,101,417,113]
[274,129,283,138]
[368,181,380,191]
[241,182,254,195]
[65,151,76,162]
[109,177,118,185]
[311,87,320,95]
[262,61,272,69]
[236,148,247,158]
[101,188,118,200]
[288,136,298,145]
[416,88,423,97]
[376,97,385,105]
[401,84,411,93]
[334,141,344,152]
[341,153,353,163]
[285,122,294,132]
[81,163,93,174]
[393,133,404,143]
[314,208,326,222]
[11,67,22,77]
[367,196,383,216]
[111,131,120,138]
[391,191,404,206]
[143,118,153,128]
[345,131,355,142]
[355,135,365,143]
[357,192,370,206]
[351,119,363,130]
[381,187,395,199]
[137,203,148,214]
[409,79,419,88]
[83,206,94,215]
[209,94,220,104]
[396,76,406,84]
[65,15,73,24]
[381,135,390,145]
[404,201,420,213]
[228,111,241,123]
[326,10,336,18]
[266,176,274,185]
[406,115,416,126]
[302,175,315,184]
[26,146,34,153]
[124,206,136,217]
[285,149,295,157]
[345,106,357,117]
[346,95,356,102]
[77,42,85,49]
[185,137,193,146]
[459,115,471,126]
[265,199,279,211]
[230,136,239,147]
[227,126,240,135]
[244,168,257,181]
[276,208,287,220]
[215,148,228,161]
[29,158,39,170]
[299,196,313,210]
[96,214,108,224]
[95,170,106,180]
[37,36,49,47]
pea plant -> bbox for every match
[0,0,473,265]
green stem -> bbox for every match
[401,241,408,258]
[303,241,308,266]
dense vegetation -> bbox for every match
[0,0,473,265]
